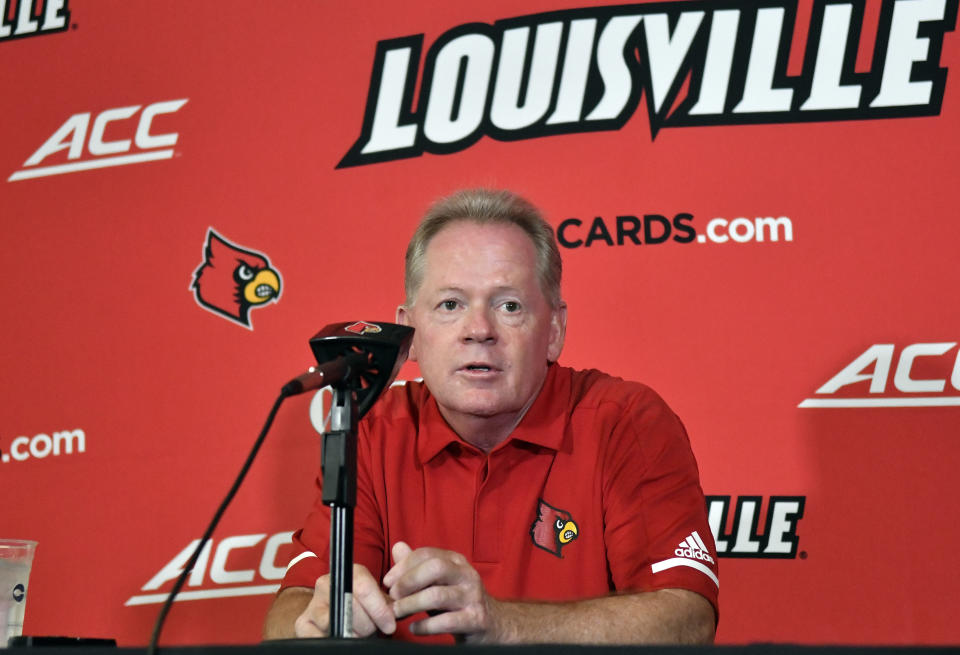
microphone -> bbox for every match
[281,320,414,418]
[148,320,413,653]
[281,350,370,397]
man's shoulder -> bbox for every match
[361,378,428,425]
[562,365,665,411]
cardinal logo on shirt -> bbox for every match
[530,499,579,558]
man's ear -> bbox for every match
[547,301,567,363]
[396,305,417,362]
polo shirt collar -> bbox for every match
[416,363,570,464]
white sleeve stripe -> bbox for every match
[285,551,319,573]
[650,557,719,588]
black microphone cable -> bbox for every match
[146,390,288,655]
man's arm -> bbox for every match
[385,542,715,644]
[263,587,313,640]
[481,589,714,644]
[262,565,396,640]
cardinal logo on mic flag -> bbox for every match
[345,321,382,335]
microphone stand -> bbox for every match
[322,385,359,638]
[146,321,412,651]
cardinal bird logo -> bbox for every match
[345,321,382,335]
[191,228,282,329]
[530,499,579,558]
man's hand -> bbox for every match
[383,541,500,642]
[266,547,714,644]
[294,564,396,638]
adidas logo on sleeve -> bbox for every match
[675,531,715,564]
[650,530,719,588]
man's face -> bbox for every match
[398,220,566,438]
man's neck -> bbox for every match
[438,375,547,453]
[439,410,522,453]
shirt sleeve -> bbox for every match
[279,422,388,591]
[601,388,719,617]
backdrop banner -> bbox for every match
[2,0,958,647]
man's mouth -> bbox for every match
[460,363,498,374]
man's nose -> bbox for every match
[462,306,497,343]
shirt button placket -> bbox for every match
[473,454,501,563]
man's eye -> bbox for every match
[440,300,459,311]
[502,301,521,312]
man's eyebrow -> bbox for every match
[432,286,467,295]
[431,285,524,296]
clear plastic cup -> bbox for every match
[0,540,36,648]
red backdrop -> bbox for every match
[2,0,959,647]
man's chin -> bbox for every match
[441,396,519,420]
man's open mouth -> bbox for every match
[463,364,496,372]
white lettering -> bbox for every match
[142,539,212,591]
[801,3,862,110]
[706,217,729,243]
[816,344,895,394]
[42,0,68,30]
[586,15,643,120]
[210,534,266,584]
[734,8,793,112]
[10,437,30,462]
[754,216,793,242]
[20,100,186,171]
[728,217,754,243]
[893,342,956,392]
[644,12,704,113]
[24,113,90,166]
[872,0,947,107]
[763,500,802,555]
[491,23,562,130]
[689,10,740,115]
[29,433,53,459]
[53,429,85,455]
[546,19,596,124]
[135,99,188,149]
[89,105,140,156]
[424,34,494,144]
[0,0,10,38]
[360,47,418,154]
[14,0,39,35]
[259,532,295,580]
[731,499,761,554]
[953,348,960,391]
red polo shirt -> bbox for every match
[282,364,718,641]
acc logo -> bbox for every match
[345,321,382,335]
[125,531,295,605]
[799,342,960,408]
[530,498,579,558]
[0,0,69,42]
[191,228,282,329]
[8,99,188,181]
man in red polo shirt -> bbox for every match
[263,189,717,644]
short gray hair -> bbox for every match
[404,189,562,308]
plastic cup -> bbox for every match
[0,540,36,648]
